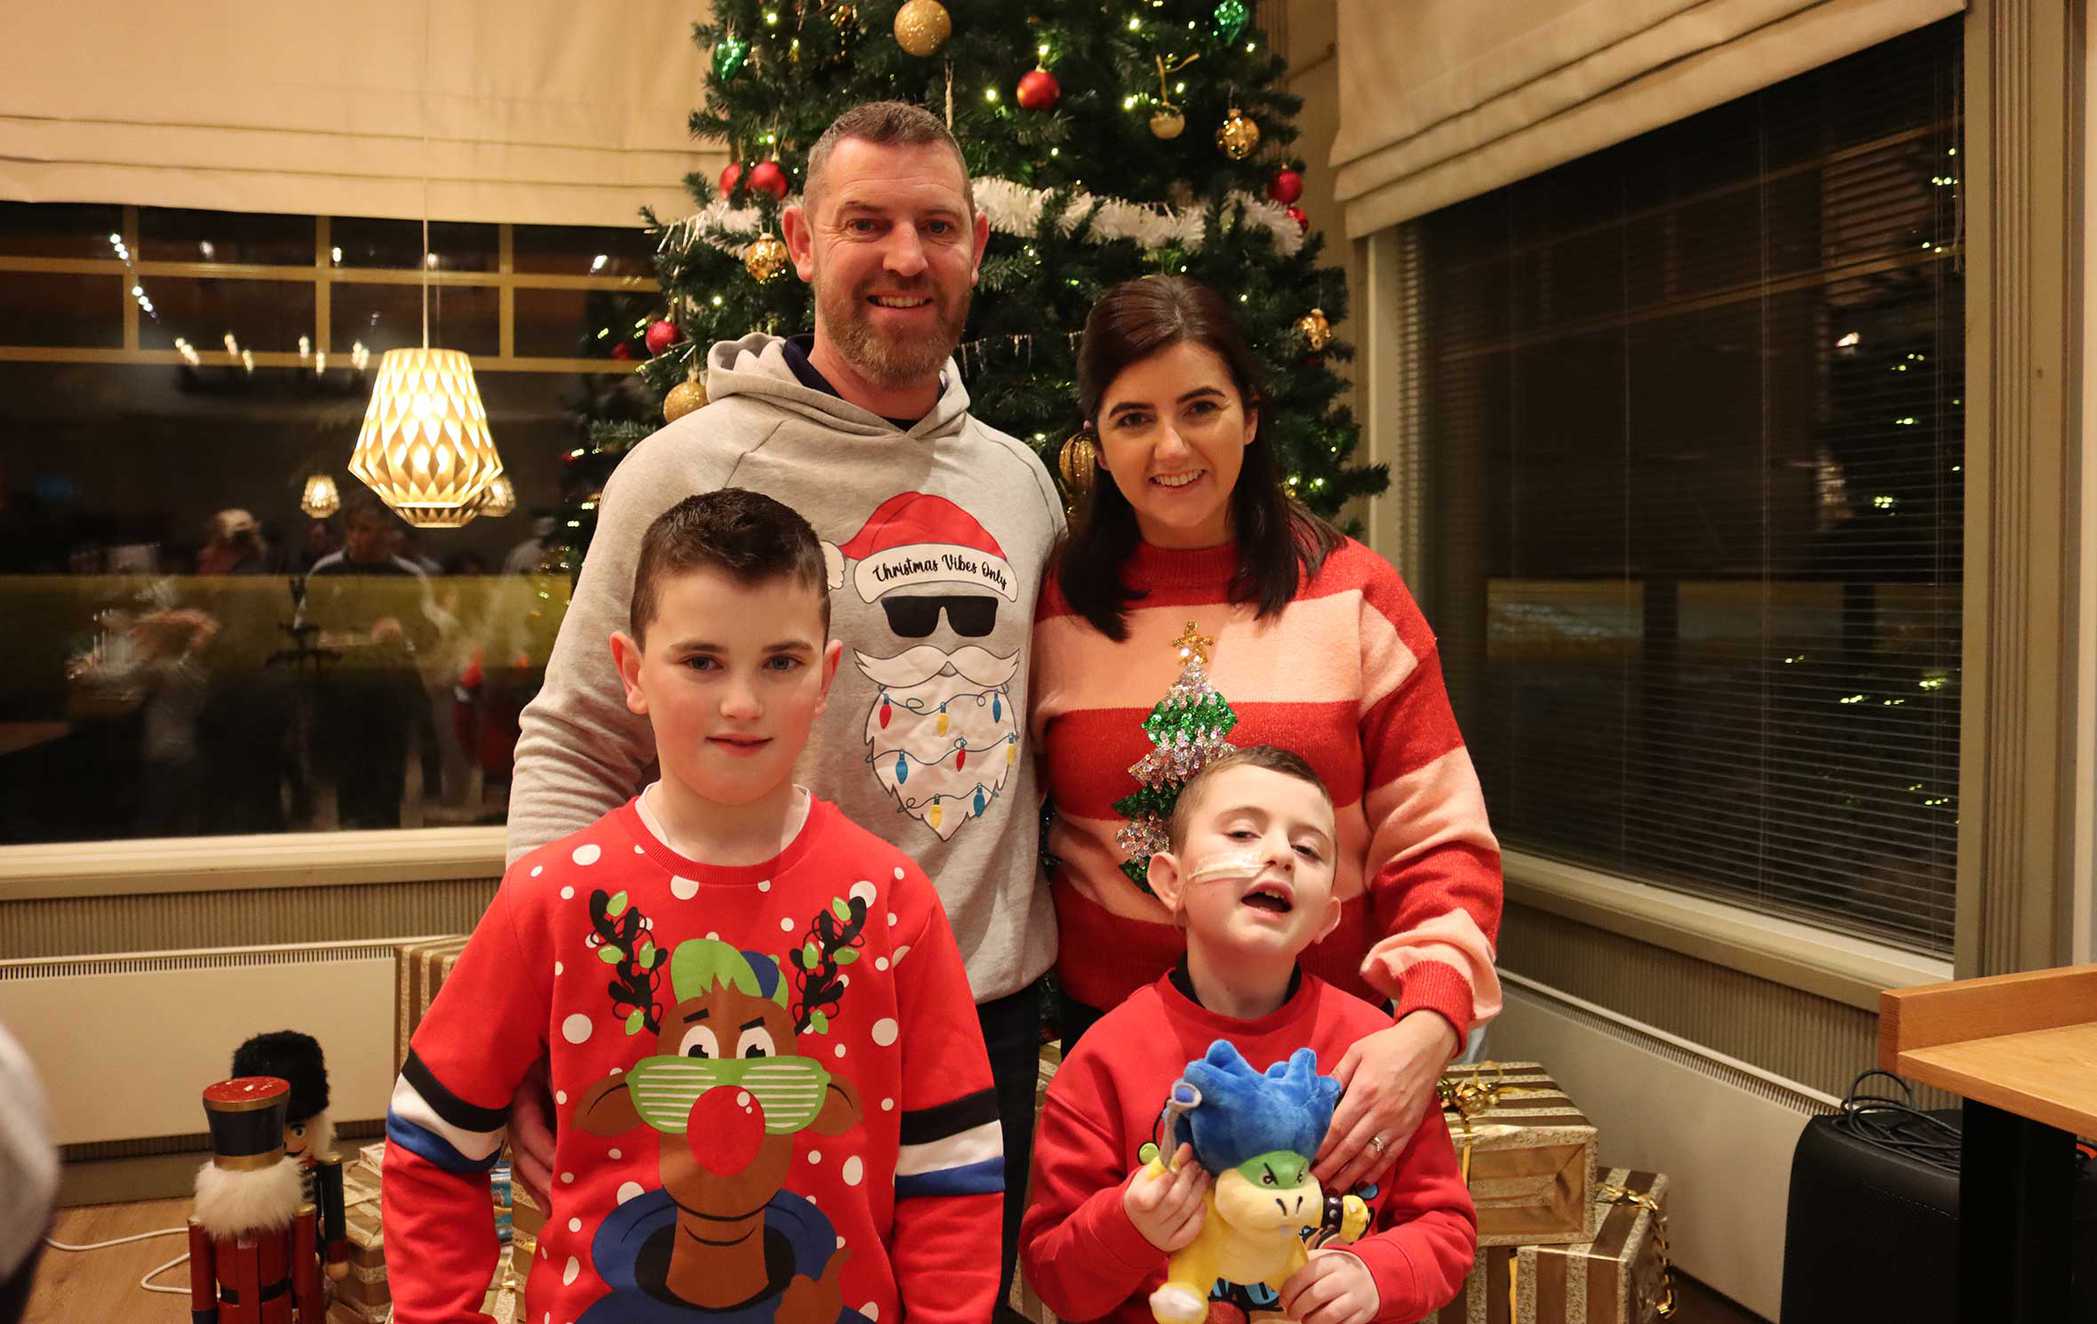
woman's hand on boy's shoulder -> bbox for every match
[1314,1011,1460,1192]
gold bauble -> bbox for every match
[1217,106,1261,160]
[664,378,709,423]
[1149,109,1187,140]
[1296,307,1334,352]
[893,0,951,56]
[1056,431,1098,502]
[743,232,790,282]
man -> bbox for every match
[507,100,1063,1314]
[304,494,446,828]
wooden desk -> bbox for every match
[1880,963,2097,1323]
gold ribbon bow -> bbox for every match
[1597,1182,1679,1319]
[1435,1061,1553,1185]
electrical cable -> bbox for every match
[43,1191,381,1300]
[1833,1069,1962,1173]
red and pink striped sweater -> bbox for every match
[1030,536,1504,1036]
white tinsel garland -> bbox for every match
[658,176,1304,260]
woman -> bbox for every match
[1030,277,1504,1193]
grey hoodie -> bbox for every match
[508,334,1063,1001]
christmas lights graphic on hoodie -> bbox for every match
[822,492,1021,842]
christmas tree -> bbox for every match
[1112,621,1237,892]
[544,0,1385,570]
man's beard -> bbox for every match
[814,263,971,387]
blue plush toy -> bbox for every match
[1137,1041,1371,1324]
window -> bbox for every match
[1401,21,1964,953]
[0,205,663,845]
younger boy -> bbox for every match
[1020,746,1475,1324]
[383,490,1002,1324]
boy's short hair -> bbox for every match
[1166,745,1333,850]
[629,489,830,643]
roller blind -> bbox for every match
[1333,0,1964,237]
[1396,21,1964,953]
[0,1,719,228]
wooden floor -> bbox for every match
[34,1197,1770,1324]
[30,1198,195,1324]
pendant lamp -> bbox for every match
[347,1,504,528]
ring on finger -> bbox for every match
[1367,1132,1388,1153]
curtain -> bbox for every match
[1332,0,1964,237]
[0,1,721,227]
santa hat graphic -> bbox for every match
[826,492,1017,603]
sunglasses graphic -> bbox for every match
[881,594,998,638]
[626,1055,830,1135]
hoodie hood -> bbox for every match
[704,333,974,441]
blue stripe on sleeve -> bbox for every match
[385,1111,503,1175]
[895,1156,1004,1199]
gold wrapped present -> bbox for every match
[1438,1061,1596,1247]
[1007,1040,1064,1324]
[1421,1168,1675,1324]
[510,1181,544,1289]
[343,1200,385,1273]
[395,935,471,1070]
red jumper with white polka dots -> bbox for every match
[381,796,1002,1324]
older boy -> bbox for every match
[384,491,1001,1324]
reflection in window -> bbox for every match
[512,223,657,278]
[514,287,660,360]
[0,362,624,842]
[139,207,314,267]
[0,201,661,844]
[1404,22,1963,953]
[330,282,500,358]
[0,202,127,260]
[330,218,499,272]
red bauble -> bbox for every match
[609,340,634,361]
[748,160,789,201]
[1016,68,1061,111]
[1268,168,1305,205]
[1287,205,1309,233]
[719,161,744,196]
[645,319,679,356]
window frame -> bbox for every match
[0,203,655,892]
[0,205,655,372]
[1353,0,2080,998]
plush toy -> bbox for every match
[232,1031,349,1281]
[1138,1041,1371,1324]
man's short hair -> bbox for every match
[629,489,830,643]
[342,490,392,530]
[804,100,973,214]
[1166,745,1333,851]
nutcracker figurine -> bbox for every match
[231,1031,349,1280]
[189,1075,324,1324]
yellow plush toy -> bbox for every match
[1138,1041,1371,1324]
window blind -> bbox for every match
[1397,20,1964,953]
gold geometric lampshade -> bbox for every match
[299,473,342,519]
[349,347,504,528]
[474,474,516,518]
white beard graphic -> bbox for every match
[858,645,1020,841]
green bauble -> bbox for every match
[712,33,750,80]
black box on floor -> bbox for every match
[1782,1108,2097,1323]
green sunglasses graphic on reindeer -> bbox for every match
[624,936,831,1137]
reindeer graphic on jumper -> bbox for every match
[572,885,873,1324]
